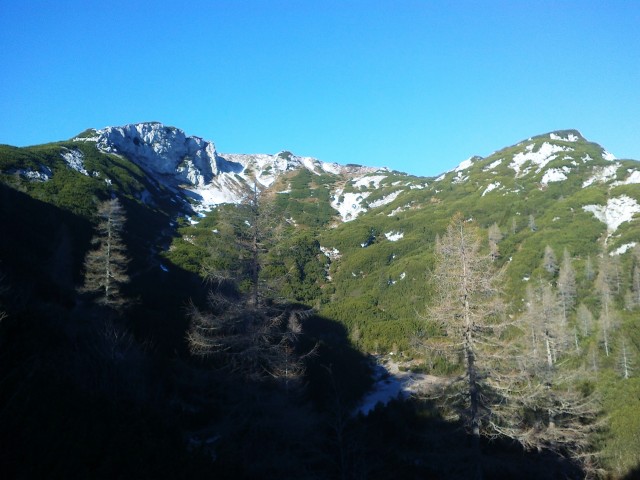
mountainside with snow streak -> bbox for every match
[73,122,386,213]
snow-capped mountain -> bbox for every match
[74,122,383,212]
[7,122,640,234]
[433,129,640,237]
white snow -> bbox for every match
[385,231,404,242]
[582,163,620,187]
[355,364,408,415]
[368,190,403,209]
[17,167,52,181]
[331,189,371,222]
[388,204,413,217]
[354,361,445,416]
[603,150,617,161]
[509,142,572,177]
[550,132,579,142]
[435,174,446,182]
[582,195,640,232]
[353,175,387,189]
[611,242,637,256]
[482,182,501,196]
[483,159,503,172]
[189,175,246,210]
[320,246,341,260]
[541,168,568,184]
[399,272,406,280]
[454,157,474,172]
[61,148,89,176]
[409,183,427,189]
[612,170,640,186]
[452,172,468,184]
[320,162,342,174]
[301,157,320,175]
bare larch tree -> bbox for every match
[428,213,505,451]
[80,198,129,309]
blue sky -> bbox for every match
[1,1,638,177]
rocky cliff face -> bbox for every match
[76,122,384,210]
[93,122,228,187]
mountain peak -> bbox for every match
[540,129,585,143]
[69,122,382,212]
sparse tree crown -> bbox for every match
[80,198,130,310]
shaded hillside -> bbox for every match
[1,125,640,477]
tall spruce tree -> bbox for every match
[81,198,129,309]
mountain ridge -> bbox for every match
[2,122,640,476]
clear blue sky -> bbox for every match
[1,1,638,176]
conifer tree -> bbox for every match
[631,258,640,308]
[542,245,558,275]
[203,185,283,306]
[618,338,634,380]
[81,198,129,309]
[488,222,502,261]
[428,213,505,451]
[492,283,602,469]
[585,255,595,282]
[523,281,566,366]
[557,248,577,324]
[577,303,594,337]
[595,262,617,357]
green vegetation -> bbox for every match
[2,130,640,477]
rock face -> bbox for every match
[79,122,387,211]
[95,122,230,186]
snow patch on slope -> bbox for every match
[482,182,501,196]
[611,243,637,256]
[612,170,640,186]
[369,190,403,209]
[582,163,620,187]
[509,142,572,177]
[541,167,569,184]
[320,162,342,174]
[320,246,341,260]
[353,175,387,189]
[550,132,579,142]
[331,189,371,222]
[582,195,640,232]
[14,166,52,181]
[455,157,474,172]
[483,159,503,172]
[385,231,404,242]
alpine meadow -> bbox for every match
[1,123,640,479]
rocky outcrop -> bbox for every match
[94,122,234,186]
